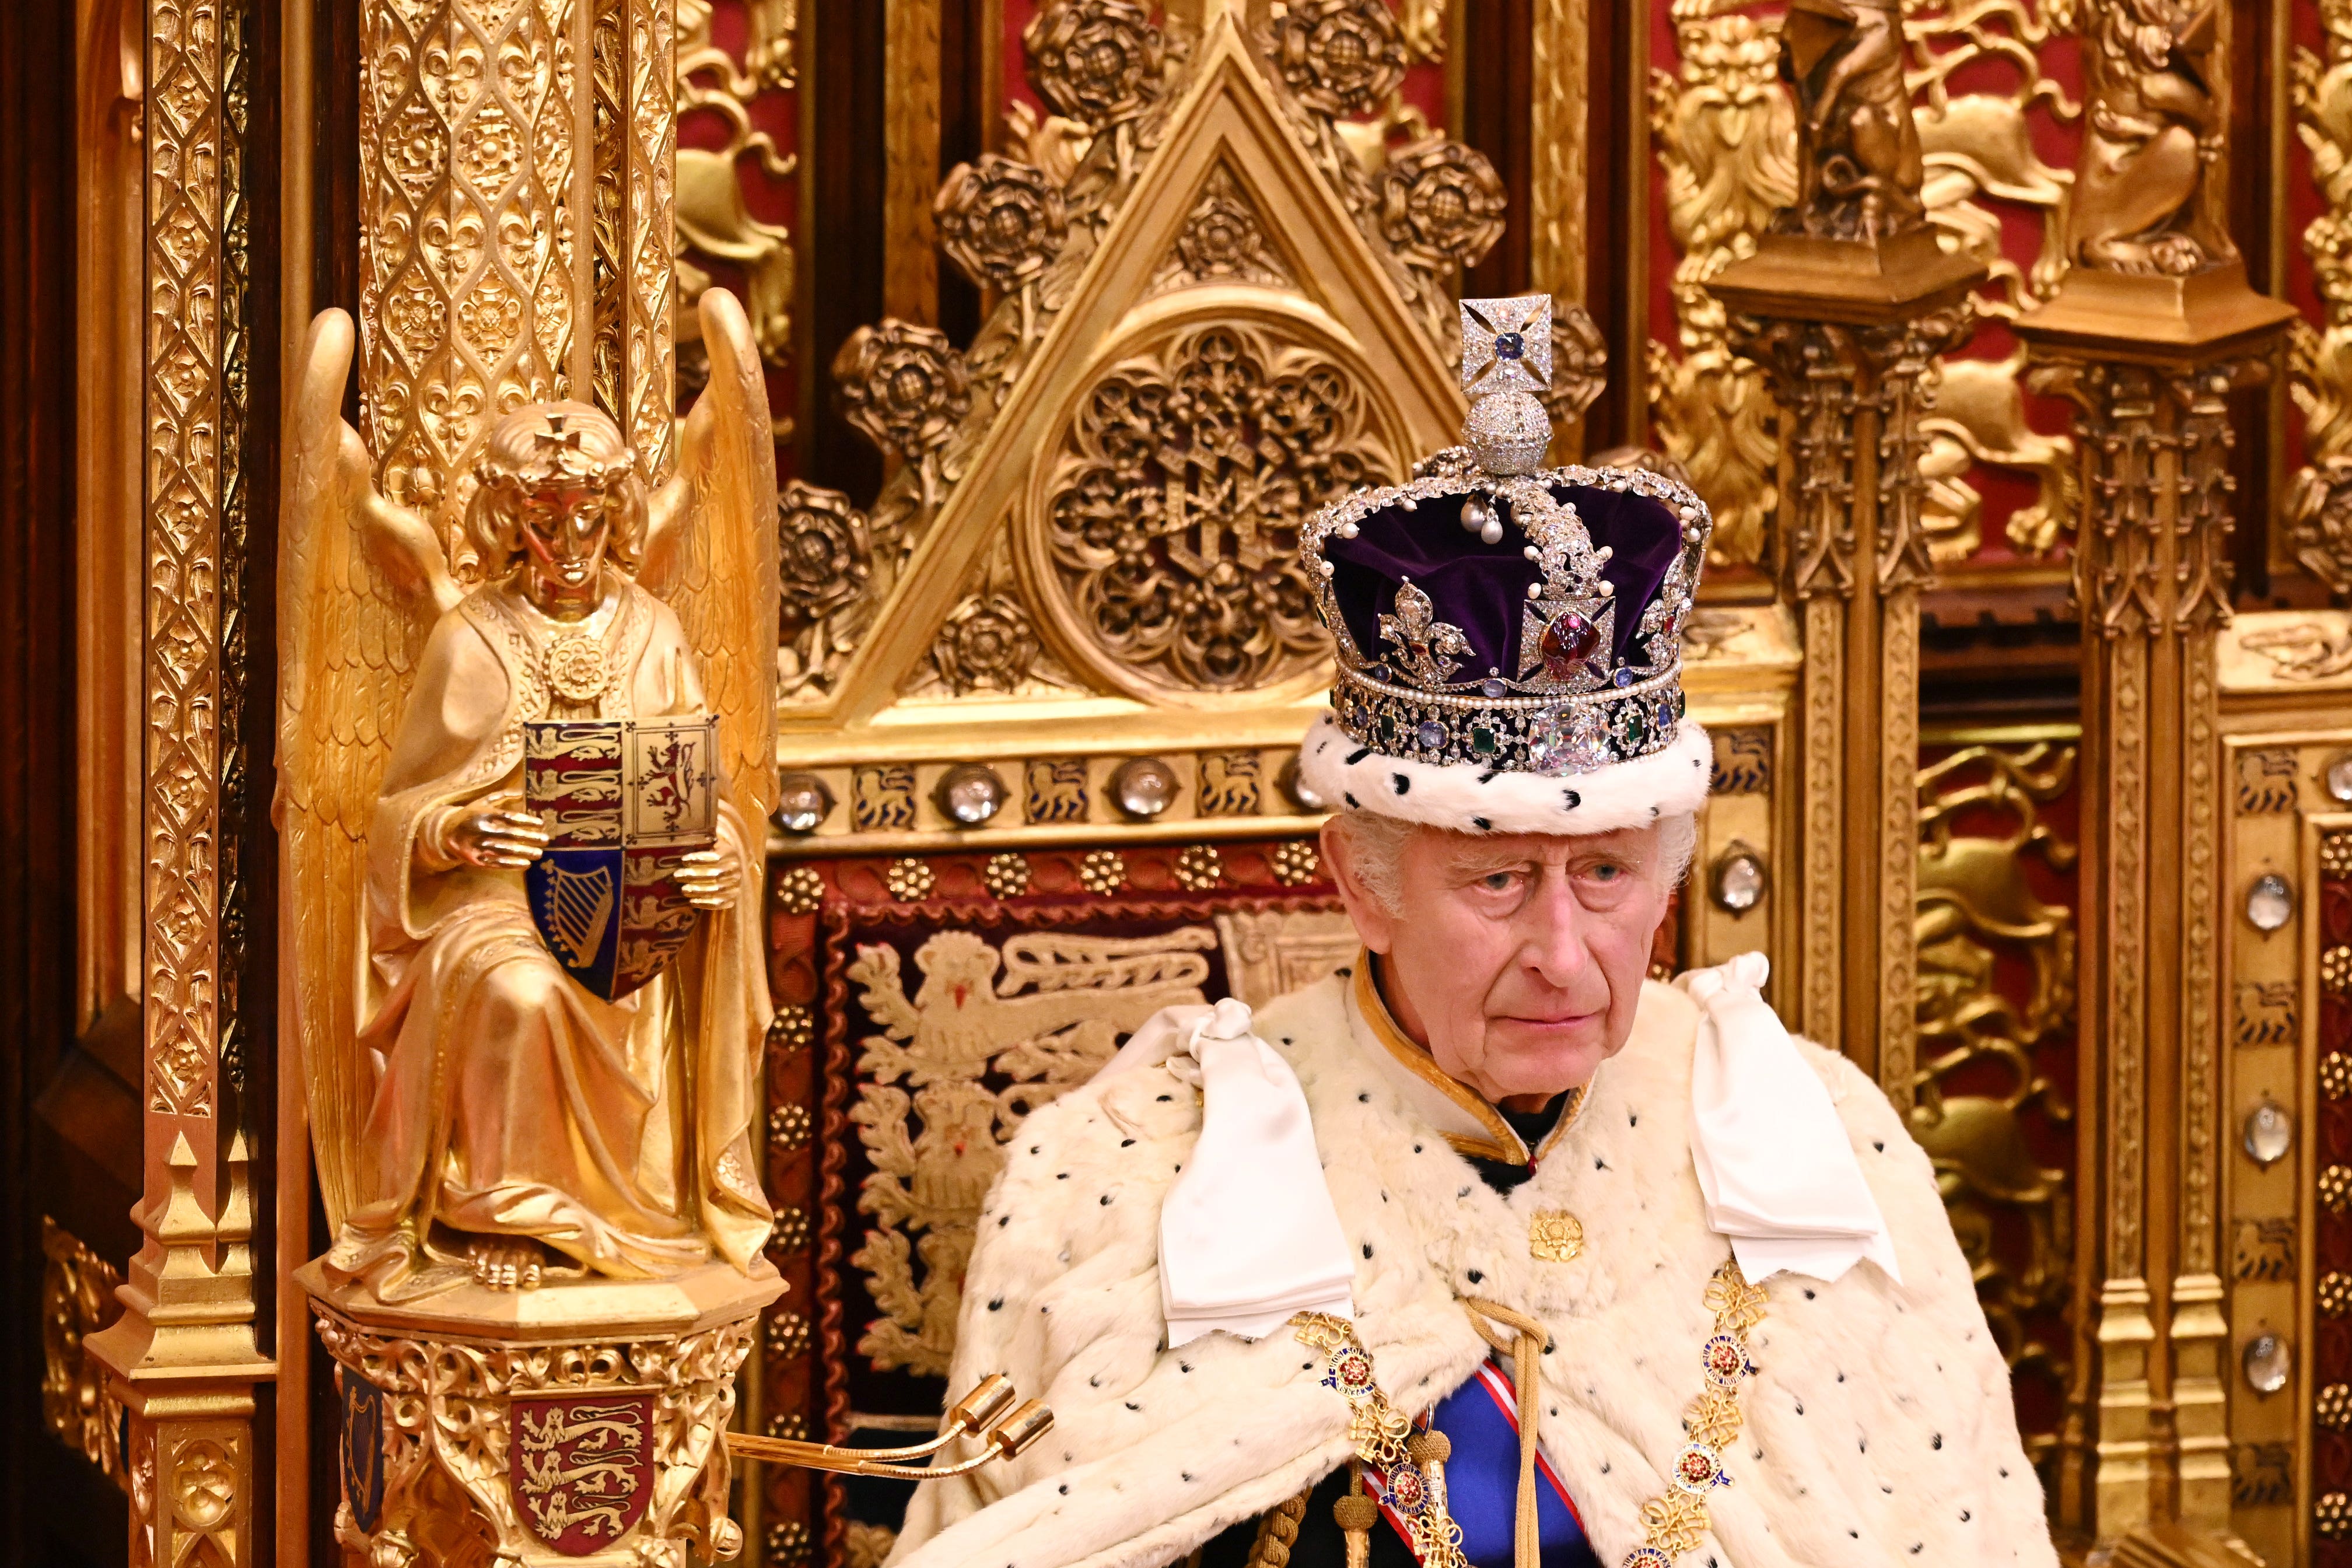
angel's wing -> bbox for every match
[645,288,783,832]
[276,308,455,1230]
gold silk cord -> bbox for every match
[1464,1296,1553,1568]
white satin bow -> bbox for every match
[1097,999,1357,1345]
[1676,953,1900,1284]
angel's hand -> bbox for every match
[445,797,553,869]
[673,842,743,911]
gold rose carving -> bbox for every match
[1256,0,1462,344]
[41,1219,124,1483]
[832,318,972,553]
[848,930,1216,1374]
[676,0,799,389]
[1027,0,1169,211]
[1375,135,1508,277]
[1151,164,1298,294]
[937,155,1071,294]
[1914,742,2078,1413]
[905,534,1083,700]
[2292,0,2352,593]
[777,479,872,701]
[1270,0,1409,121]
[1027,0,1166,128]
[1648,0,1799,569]
[1030,320,1401,698]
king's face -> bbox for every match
[1335,822,1672,1107]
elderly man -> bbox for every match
[886,300,2056,1568]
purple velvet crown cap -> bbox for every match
[1323,481,1685,681]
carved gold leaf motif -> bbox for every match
[1647,0,1797,569]
[1914,741,2078,1439]
[2294,0,2352,592]
[676,0,797,390]
[362,0,581,545]
[846,930,1216,1374]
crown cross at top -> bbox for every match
[532,412,583,453]
[1378,580,1474,687]
[1460,296,1553,399]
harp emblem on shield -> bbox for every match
[524,716,719,1000]
[538,861,617,969]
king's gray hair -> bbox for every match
[1329,808,1700,917]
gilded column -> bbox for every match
[359,0,593,549]
[592,0,677,483]
[85,0,278,1559]
[1709,0,1982,1099]
[883,0,943,325]
[1527,0,1586,452]
[2014,0,2291,1542]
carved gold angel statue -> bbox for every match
[276,292,782,1302]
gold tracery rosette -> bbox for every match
[1018,304,1419,708]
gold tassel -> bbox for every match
[1333,1462,1378,1568]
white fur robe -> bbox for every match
[887,971,2059,1568]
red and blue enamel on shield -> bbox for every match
[524,716,719,1001]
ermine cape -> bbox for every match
[887,970,2057,1568]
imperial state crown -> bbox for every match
[1297,296,1717,835]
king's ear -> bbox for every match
[1321,816,1399,956]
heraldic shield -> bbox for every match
[510,1392,656,1553]
[524,716,720,1001]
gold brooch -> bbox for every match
[1530,1209,1583,1262]
[544,633,610,703]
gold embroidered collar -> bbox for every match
[1346,951,1588,1167]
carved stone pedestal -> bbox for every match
[299,1260,781,1568]
[1710,230,1982,1101]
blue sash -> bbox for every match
[1370,1359,1600,1568]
